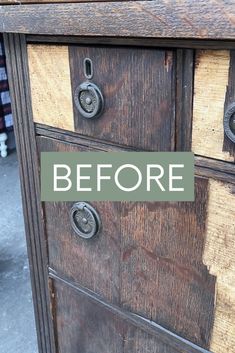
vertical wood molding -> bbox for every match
[175,49,194,151]
[3,33,55,353]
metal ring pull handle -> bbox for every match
[74,58,104,119]
[70,202,101,239]
[224,103,235,143]
[74,82,104,119]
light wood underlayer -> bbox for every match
[28,44,74,131]
[204,179,235,353]
[192,50,233,162]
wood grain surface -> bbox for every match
[203,179,235,353]
[2,2,235,39]
[37,136,216,349]
[50,278,211,353]
[29,44,175,151]
[192,50,234,162]
[27,44,74,130]
[69,45,175,150]
[4,34,56,353]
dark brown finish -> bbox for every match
[36,123,136,151]
[27,35,235,50]
[195,156,235,185]
[3,33,55,353]
[37,135,216,349]
[176,49,194,151]
[223,50,235,158]
[2,2,235,39]
[69,45,175,151]
[50,277,211,353]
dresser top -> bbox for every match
[0,1,235,41]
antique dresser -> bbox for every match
[1,1,235,353]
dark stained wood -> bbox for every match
[26,35,235,50]
[176,49,194,151]
[69,45,175,151]
[50,277,211,353]
[223,50,235,159]
[195,156,235,185]
[37,135,216,349]
[3,33,55,353]
[36,124,139,151]
[1,2,235,39]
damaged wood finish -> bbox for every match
[192,50,234,162]
[29,44,175,151]
[203,179,235,353]
[37,136,216,349]
[192,49,235,162]
[27,44,74,130]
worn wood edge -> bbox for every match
[49,269,211,353]
[203,179,235,353]
[192,50,234,162]
[1,2,235,39]
[26,35,235,50]
[35,123,140,151]
[3,33,56,353]
[195,156,235,185]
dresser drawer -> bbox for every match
[51,279,200,353]
[38,135,235,351]
[28,44,175,151]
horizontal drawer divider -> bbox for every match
[36,124,139,152]
[195,156,235,185]
[49,267,211,353]
[36,124,235,184]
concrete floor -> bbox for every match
[0,151,38,353]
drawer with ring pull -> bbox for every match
[36,135,235,351]
[28,44,175,151]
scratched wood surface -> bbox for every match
[37,136,216,349]
[192,50,235,162]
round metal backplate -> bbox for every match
[224,103,235,143]
[70,202,101,239]
[74,82,104,119]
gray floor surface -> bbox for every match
[0,151,38,353]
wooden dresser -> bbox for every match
[1,1,235,353]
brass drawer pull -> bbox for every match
[224,103,235,143]
[69,202,101,239]
[74,58,104,119]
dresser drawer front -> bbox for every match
[37,136,235,350]
[51,279,199,353]
[28,44,175,151]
